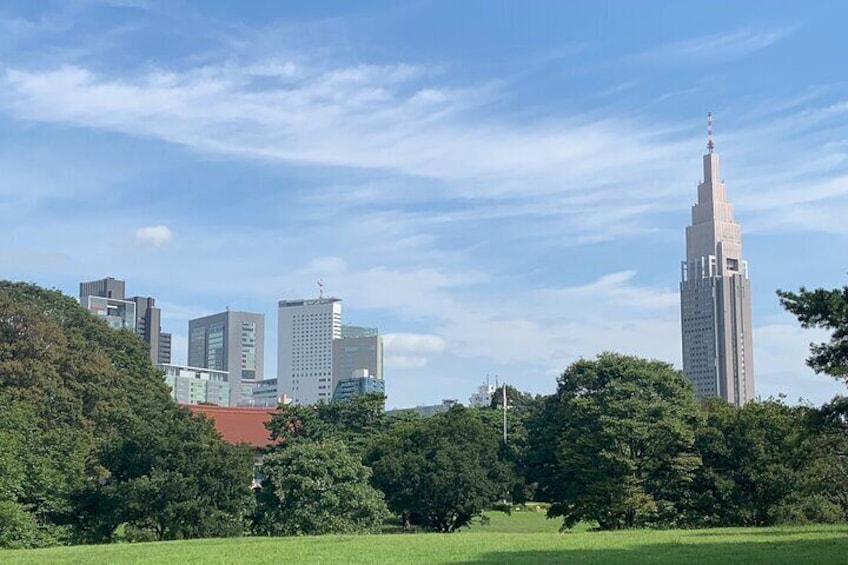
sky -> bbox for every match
[1,0,847,409]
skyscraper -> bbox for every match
[79,277,170,364]
[680,114,754,407]
[332,325,384,402]
[130,295,171,364]
[277,298,342,405]
[188,310,264,407]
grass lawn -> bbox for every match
[4,524,847,564]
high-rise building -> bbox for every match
[333,329,383,385]
[130,295,171,364]
[188,310,264,407]
[680,115,754,407]
[80,277,169,363]
[80,277,125,300]
[277,298,342,405]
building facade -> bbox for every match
[240,378,282,407]
[81,294,136,331]
[79,277,171,364]
[158,363,231,406]
[680,117,754,407]
[130,295,171,364]
[188,310,264,407]
[277,298,342,405]
[468,382,497,408]
[332,369,385,403]
[332,332,383,385]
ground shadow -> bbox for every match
[445,536,848,565]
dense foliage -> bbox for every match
[778,284,848,382]
[528,353,701,529]
[5,279,848,547]
[367,406,507,532]
[0,282,254,547]
[253,439,387,535]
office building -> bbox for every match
[81,294,136,331]
[79,277,171,364]
[332,331,383,386]
[332,369,385,402]
[130,295,171,364]
[680,115,754,407]
[341,325,379,339]
[188,310,264,407]
[277,297,342,405]
[158,363,230,406]
[240,378,282,408]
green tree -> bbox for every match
[367,405,504,532]
[689,398,807,527]
[0,282,254,546]
[778,283,848,383]
[529,353,701,530]
[253,439,387,535]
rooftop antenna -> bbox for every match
[317,279,324,299]
[707,112,714,153]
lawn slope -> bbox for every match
[4,525,848,565]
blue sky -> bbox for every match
[2,0,847,408]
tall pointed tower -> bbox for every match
[680,114,754,406]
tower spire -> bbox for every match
[707,112,714,153]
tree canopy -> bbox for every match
[529,353,702,530]
[778,283,848,383]
[253,439,387,536]
[0,282,254,547]
[367,405,506,532]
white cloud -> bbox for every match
[384,355,430,370]
[135,225,173,247]
[638,27,792,65]
[383,333,447,354]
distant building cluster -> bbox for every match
[76,116,755,413]
[79,277,171,365]
[79,278,384,408]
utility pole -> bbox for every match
[502,382,508,443]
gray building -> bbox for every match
[680,116,754,407]
[130,296,171,364]
[189,310,264,407]
[332,331,383,388]
[80,277,170,363]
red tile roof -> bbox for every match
[187,405,278,448]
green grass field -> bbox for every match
[4,514,847,565]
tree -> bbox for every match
[778,284,848,383]
[253,439,387,535]
[0,282,254,546]
[688,398,807,527]
[367,405,505,532]
[529,353,701,530]
[265,393,387,458]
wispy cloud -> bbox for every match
[637,27,792,65]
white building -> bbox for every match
[157,363,231,406]
[468,382,497,408]
[277,298,342,405]
[680,115,754,407]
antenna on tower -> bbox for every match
[707,112,714,153]
[317,279,324,299]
